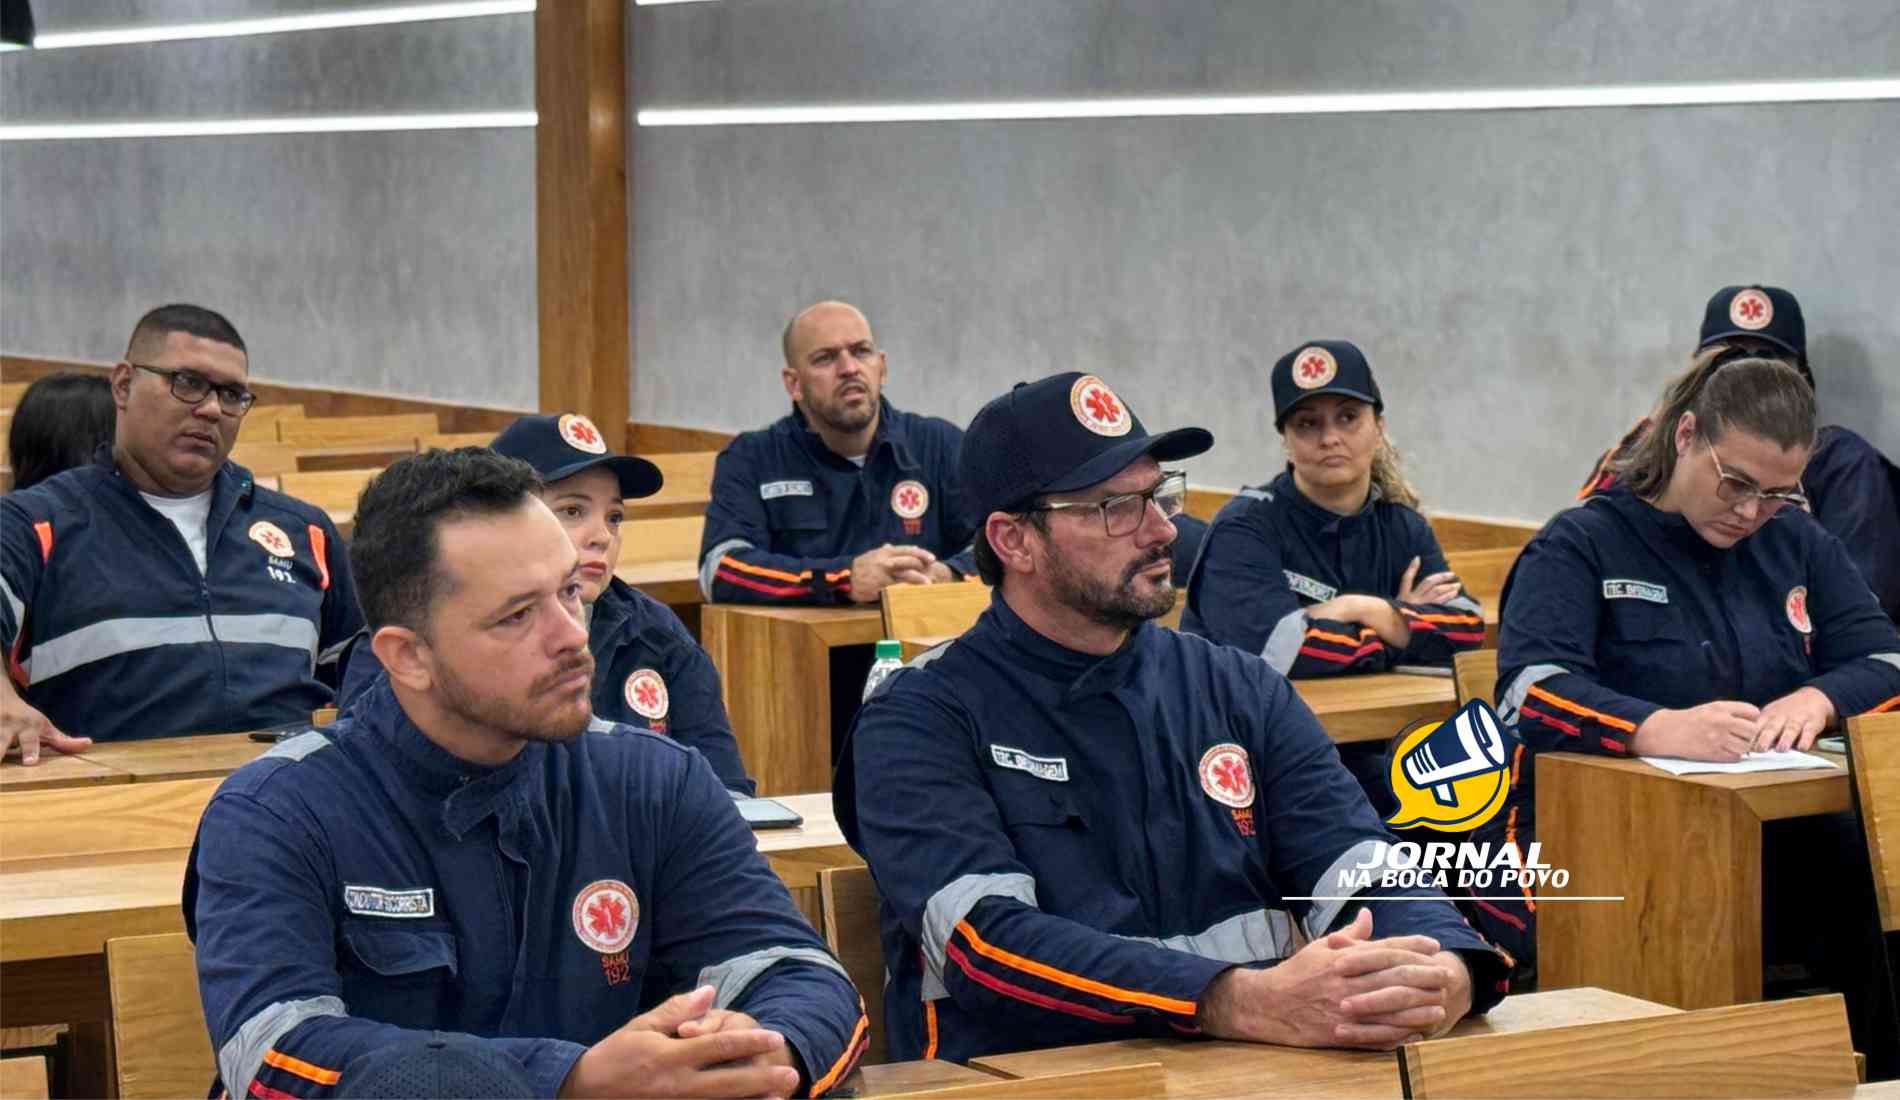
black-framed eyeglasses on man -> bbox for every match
[1029,471,1188,537]
[132,364,257,416]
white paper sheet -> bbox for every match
[1638,749,1840,776]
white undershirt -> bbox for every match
[141,489,214,575]
[846,454,867,468]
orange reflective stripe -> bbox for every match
[1406,612,1482,624]
[306,525,331,591]
[1871,693,1900,714]
[922,1000,939,1059]
[1305,626,1376,647]
[809,1010,869,1095]
[719,555,812,585]
[1525,683,1637,733]
[261,1049,341,1086]
[825,568,852,583]
[953,919,1197,1017]
[32,521,52,563]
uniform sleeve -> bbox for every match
[646,754,865,1097]
[698,444,855,606]
[931,423,980,579]
[1184,503,1390,677]
[187,790,586,1099]
[1391,512,1486,666]
[652,619,756,795]
[850,684,1230,1039]
[1807,433,1900,621]
[1,496,48,676]
[309,515,364,689]
[1801,528,1900,717]
[1240,663,1511,1011]
[1494,529,1655,756]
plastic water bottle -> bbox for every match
[862,639,905,702]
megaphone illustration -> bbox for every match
[1401,699,1508,806]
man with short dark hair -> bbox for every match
[0,304,359,760]
[187,448,866,1100]
[837,372,1509,1063]
[698,301,977,606]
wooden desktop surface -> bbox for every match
[1537,750,1850,1010]
[969,987,1676,1098]
[75,732,268,783]
[613,557,701,606]
[0,752,128,792]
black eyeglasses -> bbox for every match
[1029,471,1188,537]
[1707,446,1807,514]
[132,364,256,416]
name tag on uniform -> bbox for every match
[344,884,436,918]
[1284,570,1337,602]
[991,744,1069,783]
[1602,579,1668,604]
[759,480,814,500]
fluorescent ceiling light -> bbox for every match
[0,111,536,141]
[27,1,533,50]
[638,77,1900,127]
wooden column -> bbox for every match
[535,0,630,448]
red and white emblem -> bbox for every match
[1291,346,1338,390]
[623,669,669,722]
[248,520,294,558]
[1198,743,1255,809]
[891,480,930,520]
[558,413,608,455]
[1785,586,1812,634]
[1729,288,1773,331]
[572,879,639,954]
[1069,375,1132,437]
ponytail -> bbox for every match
[1612,348,1816,499]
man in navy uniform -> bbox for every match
[187,449,866,1099]
[698,301,977,606]
[836,372,1509,1063]
[1,304,359,762]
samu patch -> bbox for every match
[343,884,435,919]
[991,744,1070,783]
[1602,579,1668,604]
[1284,570,1337,602]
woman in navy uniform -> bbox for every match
[341,415,754,794]
[1492,355,1900,1064]
[1182,340,1484,676]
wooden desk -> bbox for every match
[0,753,129,792]
[1292,673,1457,744]
[291,444,413,472]
[848,1059,1001,1095]
[969,987,1676,1098]
[78,733,266,783]
[613,557,701,607]
[753,791,864,928]
[900,640,1457,746]
[1538,751,1851,1010]
[702,605,884,795]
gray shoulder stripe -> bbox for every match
[920,873,1037,1001]
[262,729,332,762]
[1261,608,1306,675]
[1498,663,1568,725]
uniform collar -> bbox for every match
[1602,489,1729,561]
[359,675,536,839]
[98,444,257,518]
[984,589,1148,700]
[1271,469,1380,532]
[786,397,919,472]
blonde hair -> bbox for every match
[1371,434,1421,511]
[1611,348,1816,499]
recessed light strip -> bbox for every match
[637,76,1900,127]
[25,1,535,51]
[0,111,537,141]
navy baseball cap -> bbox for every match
[489,413,663,499]
[1697,285,1806,363]
[960,372,1212,519]
[1270,340,1383,429]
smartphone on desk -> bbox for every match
[733,797,805,830]
[247,720,317,744]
